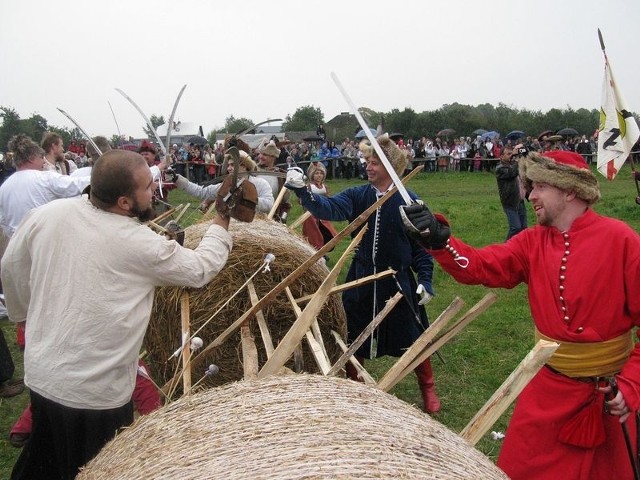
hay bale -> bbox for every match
[79,375,507,479]
[144,218,347,393]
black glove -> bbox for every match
[399,203,450,249]
[164,168,178,183]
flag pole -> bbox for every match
[599,29,640,197]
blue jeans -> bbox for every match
[503,201,527,241]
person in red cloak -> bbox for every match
[301,162,338,252]
[401,150,640,479]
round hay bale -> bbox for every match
[144,218,347,394]
[79,375,507,479]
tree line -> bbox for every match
[3,102,637,152]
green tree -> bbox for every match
[21,114,49,143]
[143,114,165,138]
[0,107,22,152]
[222,116,254,135]
[282,105,323,132]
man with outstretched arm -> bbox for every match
[3,149,232,480]
[401,150,640,479]
[285,134,441,414]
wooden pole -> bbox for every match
[295,269,396,305]
[382,292,498,392]
[376,297,465,391]
[284,287,331,374]
[180,293,192,395]
[268,185,288,220]
[330,331,376,385]
[258,227,367,378]
[288,211,312,230]
[247,280,274,358]
[460,339,559,445]
[326,292,403,376]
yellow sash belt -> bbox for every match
[535,328,633,378]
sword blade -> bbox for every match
[164,84,187,154]
[115,88,167,156]
[56,108,102,156]
[330,72,413,205]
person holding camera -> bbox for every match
[400,150,640,480]
[495,145,527,240]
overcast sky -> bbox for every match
[1,0,638,140]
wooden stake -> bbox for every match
[460,339,559,445]
[258,226,367,377]
[247,280,274,358]
[268,185,289,220]
[330,331,376,385]
[383,292,498,392]
[377,297,465,391]
[240,322,259,380]
[285,287,331,374]
[327,292,403,376]
[174,203,191,223]
[147,205,178,226]
[288,210,312,230]
[295,269,396,305]
[180,293,192,395]
[162,166,423,390]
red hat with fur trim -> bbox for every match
[519,150,600,205]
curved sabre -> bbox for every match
[56,108,102,156]
[164,84,187,154]
[115,88,167,157]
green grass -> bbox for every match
[1,165,638,475]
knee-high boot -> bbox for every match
[414,357,441,413]
[345,356,365,382]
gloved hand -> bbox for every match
[416,284,433,306]
[284,167,306,189]
[164,168,178,183]
[399,202,450,249]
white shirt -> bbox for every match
[0,169,90,237]
[2,197,232,409]
[176,174,275,213]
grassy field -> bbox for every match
[1,164,639,476]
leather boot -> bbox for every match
[414,358,441,414]
[345,356,365,382]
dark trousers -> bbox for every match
[0,326,14,383]
[12,390,133,480]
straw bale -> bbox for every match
[79,374,507,479]
[144,218,347,395]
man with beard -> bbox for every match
[257,139,290,222]
[41,132,77,175]
[3,149,232,479]
[400,150,640,480]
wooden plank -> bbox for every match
[327,292,404,376]
[180,293,192,395]
[247,280,274,358]
[285,287,331,375]
[240,323,259,380]
[376,297,465,391]
[460,339,559,445]
[330,330,376,385]
[383,292,498,392]
[258,227,367,377]
[295,269,396,305]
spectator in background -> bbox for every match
[575,135,592,164]
[495,146,527,240]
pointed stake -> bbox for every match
[258,226,367,377]
[460,339,559,445]
[330,330,376,385]
[180,293,192,395]
[327,292,404,376]
[377,297,465,391]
